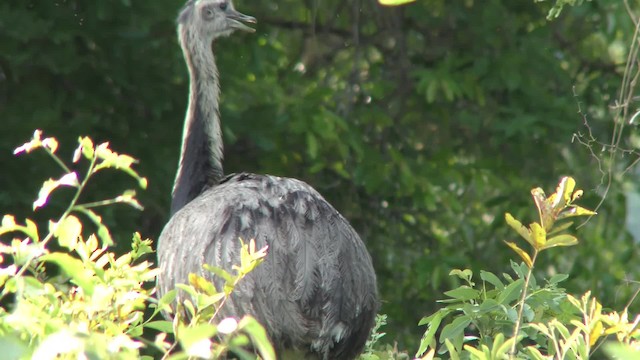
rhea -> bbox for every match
[156,1,378,359]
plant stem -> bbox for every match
[44,148,72,174]
[509,250,539,359]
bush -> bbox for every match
[0,131,273,359]
[414,177,640,360]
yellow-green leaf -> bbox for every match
[542,234,578,249]
[504,213,531,246]
[40,253,95,295]
[531,187,554,230]
[571,189,584,202]
[379,0,416,6]
[504,241,533,268]
[555,176,576,208]
[33,172,79,210]
[13,130,43,155]
[75,136,95,162]
[530,222,547,250]
[547,221,574,236]
[238,316,276,360]
[188,273,216,295]
[54,215,82,250]
[590,319,604,346]
[558,205,597,219]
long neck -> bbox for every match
[171,27,224,215]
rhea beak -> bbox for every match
[228,10,257,33]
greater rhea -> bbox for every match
[157,1,378,358]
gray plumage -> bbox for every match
[157,1,378,359]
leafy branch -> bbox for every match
[504,176,595,358]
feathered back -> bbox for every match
[158,173,378,359]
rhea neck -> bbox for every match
[171,25,224,215]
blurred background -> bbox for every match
[1,0,639,350]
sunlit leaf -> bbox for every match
[589,319,604,346]
[40,253,95,295]
[115,190,144,210]
[542,234,578,249]
[504,241,533,268]
[530,222,546,250]
[554,176,575,209]
[547,221,574,236]
[531,187,555,230]
[379,0,416,6]
[0,216,40,242]
[54,215,82,250]
[13,130,43,155]
[557,205,597,219]
[204,264,233,283]
[188,273,216,296]
[145,321,174,333]
[572,189,584,202]
[505,213,532,246]
[177,324,216,358]
[33,172,79,210]
[75,136,95,162]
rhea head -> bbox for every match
[178,0,256,40]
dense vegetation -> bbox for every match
[1,0,639,354]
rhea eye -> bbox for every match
[202,7,214,19]
[219,2,228,10]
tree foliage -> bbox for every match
[1,0,639,349]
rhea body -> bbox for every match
[156,1,378,359]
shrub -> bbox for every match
[0,131,274,359]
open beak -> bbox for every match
[228,9,257,33]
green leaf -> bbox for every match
[33,172,79,210]
[547,221,574,236]
[416,310,446,357]
[480,270,504,290]
[505,213,532,246]
[40,252,95,295]
[449,269,473,283]
[463,344,486,359]
[443,286,480,302]
[478,299,500,314]
[0,216,40,242]
[379,0,415,5]
[549,273,569,285]
[541,234,578,249]
[530,222,546,250]
[444,338,461,360]
[238,316,276,360]
[54,215,82,250]
[157,289,178,313]
[557,205,597,219]
[188,273,217,296]
[204,264,234,283]
[504,241,533,268]
[440,315,471,342]
[144,320,174,333]
[497,279,524,305]
[177,324,217,357]
[525,346,549,360]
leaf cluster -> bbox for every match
[0,133,274,359]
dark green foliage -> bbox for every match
[1,0,638,350]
